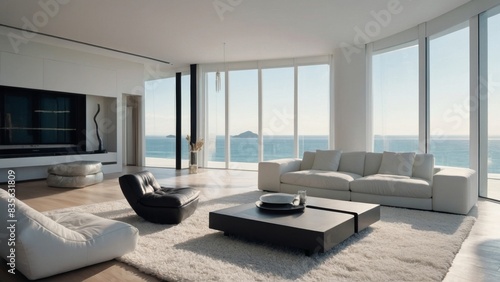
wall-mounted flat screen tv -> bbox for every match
[0,85,86,157]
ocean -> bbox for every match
[145,135,500,173]
[146,135,329,163]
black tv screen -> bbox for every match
[0,85,86,157]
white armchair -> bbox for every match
[0,189,139,280]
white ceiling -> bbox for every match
[0,0,470,69]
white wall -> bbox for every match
[0,26,146,181]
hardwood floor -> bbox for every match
[1,167,499,281]
[443,198,500,282]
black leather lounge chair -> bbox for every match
[118,171,200,224]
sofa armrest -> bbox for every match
[432,167,477,215]
[258,159,302,192]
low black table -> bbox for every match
[209,196,380,255]
[306,197,380,232]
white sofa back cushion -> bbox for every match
[413,154,435,182]
[338,151,366,176]
[300,151,316,170]
[378,151,416,177]
[312,149,342,171]
[364,152,383,176]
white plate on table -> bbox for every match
[255,201,304,212]
[259,193,297,205]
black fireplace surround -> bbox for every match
[0,85,87,158]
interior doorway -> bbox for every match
[124,95,140,166]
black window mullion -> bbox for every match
[176,72,182,169]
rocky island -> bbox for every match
[233,131,258,138]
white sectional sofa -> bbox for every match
[258,150,477,215]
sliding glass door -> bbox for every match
[205,71,226,168]
[298,64,330,155]
[481,6,500,201]
[428,22,470,168]
[262,67,294,160]
[144,74,190,168]
[202,59,331,170]
[228,69,259,170]
[145,78,176,167]
[372,42,419,153]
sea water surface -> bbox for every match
[145,135,500,173]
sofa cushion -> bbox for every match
[338,151,366,176]
[300,151,316,170]
[413,154,435,182]
[139,187,200,208]
[311,149,342,171]
[378,151,416,177]
[350,174,432,198]
[364,152,383,176]
[281,169,361,191]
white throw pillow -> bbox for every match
[311,150,342,171]
[378,151,416,177]
[300,151,316,170]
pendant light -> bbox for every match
[215,43,226,92]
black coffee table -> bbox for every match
[209,196,380,255]
[305,197,380,233]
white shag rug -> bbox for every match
[48,191,476,281]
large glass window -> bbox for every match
[145,77,176,167]
[202,59,331,170]
[429,23,470,168]
[298,64,330,155]
[229,69,259,169]
[205,72,226,168]
[372,43,419,153]
[482,7,500,200]
[262,67,294,160]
